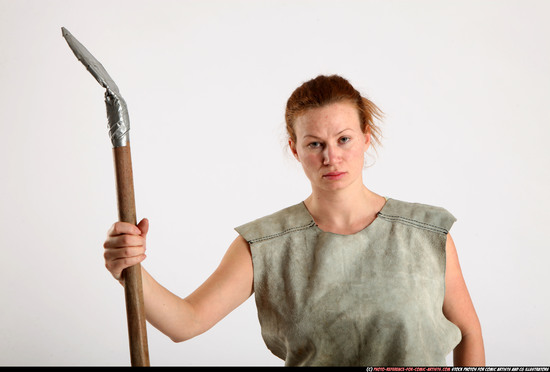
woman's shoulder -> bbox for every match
[234,202,315,244]
[379,197,456,234]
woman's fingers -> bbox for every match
[104,233,145,249]
[107,221,142,237]
[105,253,146,281]
[104,219,149,282]
[104,245,145,260]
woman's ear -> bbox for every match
[364,130,371,151]
[289,139,300,161]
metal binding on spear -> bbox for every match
[61,27,150,367]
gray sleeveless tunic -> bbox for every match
[235,198,462,366]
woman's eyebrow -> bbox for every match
[302,134,321,140]
[337,128,353,135]
[302,128,353,140]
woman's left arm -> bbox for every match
[443,233,486,366]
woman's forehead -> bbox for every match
[294,101,362,137]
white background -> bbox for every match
[1,0,549,366]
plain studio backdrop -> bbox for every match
[0,0,548,366]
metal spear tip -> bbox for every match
[61,26,120,94]
[61,26,130,148]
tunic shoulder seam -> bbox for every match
[247,221,316,244]
[377,211,450,235]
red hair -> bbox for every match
[285,75,382,150]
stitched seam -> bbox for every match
[377,212,448,234]
[248,221,316,244]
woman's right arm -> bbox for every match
[103,219,254,343]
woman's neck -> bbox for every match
[304,184,386,235]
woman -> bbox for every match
[104,75,485,366]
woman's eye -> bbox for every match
[339,136,351,144]
[308,142,322,149]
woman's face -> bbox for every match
[289,101,370,193]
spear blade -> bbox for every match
[61,27,120,93]
[61,27,129,148]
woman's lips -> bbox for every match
[323,171,346,180]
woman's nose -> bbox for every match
[322,144,339,165]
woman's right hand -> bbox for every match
[103,218,149,283]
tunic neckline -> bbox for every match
[300,197,391,237]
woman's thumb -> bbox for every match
[137,218,149,237]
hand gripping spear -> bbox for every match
[61,27,150,366]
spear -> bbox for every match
[61,27,150,366]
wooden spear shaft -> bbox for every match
[61,27,150,365]
[113,144,150,367]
